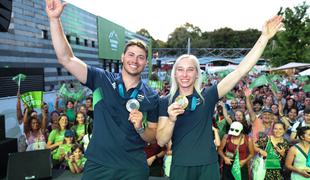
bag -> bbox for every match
[252,156,266,180]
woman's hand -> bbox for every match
[167,102,185,122]
[223,156,233,165]
[262,16,283,40]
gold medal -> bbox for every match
[175,95,189,109]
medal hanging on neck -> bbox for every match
[118,83,140,112]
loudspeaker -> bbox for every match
[6,149,52,180]
[0,114,5,141]
[0,0,12,32]
[0,138,17,178]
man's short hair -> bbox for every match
[253,99,263,106]
[123,39,148,57]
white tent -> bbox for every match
[299,68,310,76]
[270,62,310,71]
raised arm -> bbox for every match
[40,107,47,131]
[244,87,256,122]
[217,16,283,98]
[45,0,87,83]
[23,108,30,135]
[16,91,23,125]
[220,102,233,125]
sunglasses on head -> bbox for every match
[230,128,240,133]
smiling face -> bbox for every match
[235,111,244,122]
[30,118,40,131]
[121,45,147,77]
[73,147,83,159]
[58,115,68,130]
[76,112,85,124]
[174,58,198,91]
[272,123,285,138]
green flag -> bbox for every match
[225,91,235,100]
[217,69,233,78]
[58,83,85,101]
[21,91,43,109]
[250,75,278,92]
[265,139,281,169]
[249,75,269,90]
[304,84,310,93]
[297,75,309,83]
[269,74,283,82]
[231,151,242,180]
[12,73,26,87]
[148,80,163,91]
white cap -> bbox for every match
[228,121,243,136]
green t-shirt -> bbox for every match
[52,143,73,160]
[66,109,76,122]
[76,156,87,167]
[72,124,85,138]
[68,156,87,172]
[48,129,65,144]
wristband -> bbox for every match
[136,127,145,134]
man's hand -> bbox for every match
[128,109,143,129]
[167,102,185,122]
[45,0,66,19]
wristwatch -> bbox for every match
[136,127,145,134]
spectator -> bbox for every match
[46,114,68,151]
[255,122,290,179]
[71,112,86,144]
[144,142,166,177]
[290,107,310,141]
[218,121,254,180]
[23,107,47,151]
[52,129,75,168]
[67,144,87,173]
[285,126,310,179]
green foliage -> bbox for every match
[136,28,166,48]
[264,1,310,67]
[137,1,309,58]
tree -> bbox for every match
[136,28,167,48]
[264,1,310,67]
[167,23,202,48]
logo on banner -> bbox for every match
[109,31,119,51]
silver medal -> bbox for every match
[126,99,140,112]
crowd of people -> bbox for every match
[9,1,309,179]
[15,65,310,179]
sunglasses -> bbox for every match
[230,128,240,133]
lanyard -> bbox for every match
[118,83,139,99]
[190,96,197,111]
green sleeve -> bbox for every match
[48,130,56,143]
